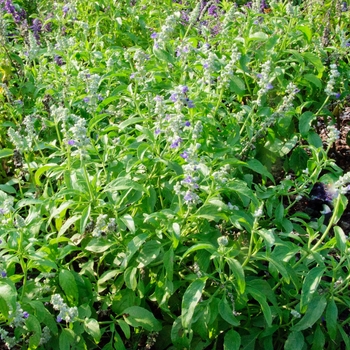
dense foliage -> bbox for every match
[1,0,350,349]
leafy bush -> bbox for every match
[0,0,350,349]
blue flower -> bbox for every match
[151,32,158,39]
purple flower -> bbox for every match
[266,83,273,90]
[171,138,182,148]
[151,32,158,39]
[1,271,7,278]
[67,140,75,146]
[256,73,263,79]
[130,73,135,79]
[170,93,178,102]
[184,191,194,202]
[208,5,217,16]
[0,208,5,215]
[63,5,69,15]
[183,175,193,183]
[155,128,161,135]
[181,85,189,94]
[31,18,42,43]
[335,92,341,99]
[56,316,62,323]
[184,121,191,127]
[23,311,29,319]
[83,97,90,103]
[54,55,64,66]
[4,0,27,24]
[180,151,188,159]
[185,99,195,108]
[98,94,104,101]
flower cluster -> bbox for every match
[152,14,177,48]
[212,164,231,186]
[92,214,116,238]
[169,85,195,112]
[51,294,78,323]
[218,46,241,89]
[325,64,340,96]
[51,105,90,151]
[256,60,274,105]
[1,0,26,24]
[276,83,299,114]
[7,115,38,154]
[222,4,237,34]
[174,143,202,206]
[8,302,29,328]
[200,51,217,87]
[326,124,340,146]
[334,172,350,194]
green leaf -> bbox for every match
[104,177,146,194]
[153,48,175,64]
[181,277,207,329]
[246,159,274,182]
[58,215,80,237]
[194,204,229,221]
[292,295,327,331]
[26,315,42,349]
[0,148,13,159]
[284,331,304,350]
[164,247,174,281]
[122,306,162,332]
[249,32,269,41]
[59,269,79,305]
[334,226,346,254]
[226,258,246,294]
[307,131,323,148]
[229,76,246,96]
[84,318,101,343]
[137,240,161,268]
[80,205,91,235]
[0,184,16,194]
[224,329,241,350]
[326,298,338,341]
[124,266,138,290]
[59,328,75,349]
[247,287,272,327]
[302,52,325,75]
[300,267,325,313]
[113,331,126,350]
[119,117,144,130]
[117,319,130,339]
[85,239,114,253]
[311,325,325,350]
[34,163,59,186]
[296,25,312,43]
[171,316,191,349]
[219,296,240,326]
[303,74,322,88]
[299,111,315,137]
[0,280,17,315]
[182,243,216,260]
[120,214,135,233]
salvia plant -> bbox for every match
[0,0,350,349]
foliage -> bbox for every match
[0,0,350,349]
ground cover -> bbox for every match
[0,0,350,349]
